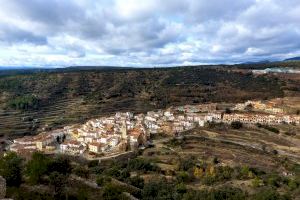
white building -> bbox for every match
[89,142,105,154]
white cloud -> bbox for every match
[0,0,299,67]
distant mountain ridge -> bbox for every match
[284,57,300,61]
[1,56,300,71]
[241,60,271,64]
[240,56,300,65]
[0,66,37,70]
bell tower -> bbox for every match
[121,120,127,139]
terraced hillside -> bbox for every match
[139,124,300,199]
[0,67,287,138]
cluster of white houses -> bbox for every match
[9,101,300,157]
[233,100,284,114]
[10,129,65,153]
[223,113,300,125]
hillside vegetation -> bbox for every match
[0,67,288,138]
[2,123,300,200]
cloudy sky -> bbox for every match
[0,0,300,67]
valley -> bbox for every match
[0,64,300,200]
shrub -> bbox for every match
[102,183,127,200]
[0,152,23,186]
[204,165,234,185]
[231,121,243,129]
[127,158,158,172]
[8,95,40,110]
[182,186,246,200]
[26,152,50,184]
[119,169,130,181]
[179,157,196,171]
[26,153,72,184]
[90,165,106,174]
[287,179,298,191]
[105,166,121,178]
[256,124,279,134]
[88,160,99,168]
[212,157,219,164]
[127,176,144,189]
[240,166,250,179]
[49,171,67,195]
[176,183,187,194]
[96,175,112,187]
[47,155,72,175]
[266,174,281,187]
[225,108,232,114]
[72,166,89,179]
[211,186,246,200]
[272,149,278,155]
[176,171,191,183]
[265,126,279,134]
[252,188,290,200]
[142,179,177,200]
[252,177,263,188]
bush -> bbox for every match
[49,171,67,196]
[102,183,127,200]
[119,169,131,181]
[88,160,99,168]
[167,138,185,147]
[211,187,246,200]
[176,171,191,183]
[217,166,234,180]
[202,175,217,185]
[207,122,225,129]
[26,152,50,184]
[127,158,158,172]
[6,186,54,200]
[225,108,232,114]
[231,121,243,129]
[239,166,251,179]
[212,157,219,164]
[252,177,263,188]
[96,175,112,187]
[252,188,291,200]
[287,179,298,191]
[0,152,23,186]
[256,124,279,134]
[176,183,187,194]
[179,157,196,171]
[47,155,72,175]
[182,186,246,200]
[202,166,234,185]
[127,176,144,189]
[142,179,177,200]
[272,149,278,155]
[72,166,89,179]
[26,153,72,184]
[265,174,281,187]
[105,166,121,178]
[90,165,106,174]
[8,95,40,110]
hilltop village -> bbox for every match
[9,99,300,158]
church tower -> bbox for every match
[121,120,127,139]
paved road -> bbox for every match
[99,151,134,160]
[85,150,134,161]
